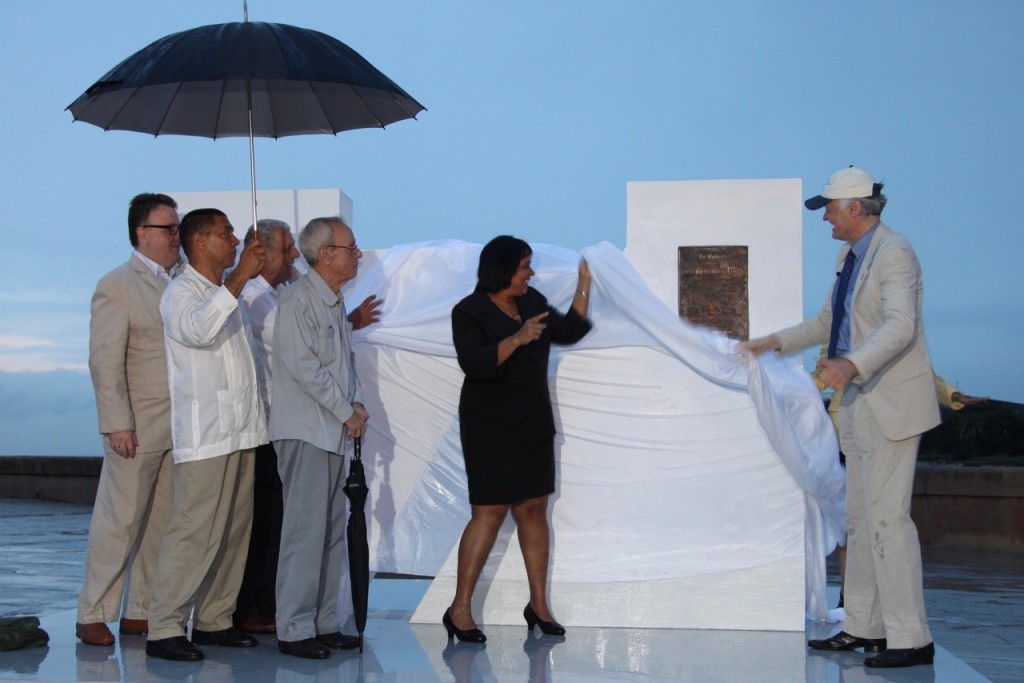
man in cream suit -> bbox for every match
[743,167,938,669]
[77,193,182,646]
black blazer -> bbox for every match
[452,287,591,450]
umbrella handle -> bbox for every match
[354,436,361,461]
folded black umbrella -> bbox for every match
[344,436,370,652]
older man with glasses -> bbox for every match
[270,217,369,659]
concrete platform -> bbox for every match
[1,498,1021,682]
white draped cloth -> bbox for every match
[341,240,845,622]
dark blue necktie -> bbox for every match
[827,250,857,359]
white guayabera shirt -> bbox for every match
[160,264,269,463]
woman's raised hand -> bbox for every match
[515,311,549,345]
[577,258,591,291]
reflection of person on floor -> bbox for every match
[445,236,592,643]
[743,167,937,668]
[442,640,489,683]
[811,343,989,608]
[77,193,183,647]
[271,217,368,660]
[146,208,269,662]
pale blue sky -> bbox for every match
[1,1,1021,455]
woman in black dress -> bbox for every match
[444,236,592,642]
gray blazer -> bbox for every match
[270,269,363,454]
[775,222,940,441]
[88,253,174,451]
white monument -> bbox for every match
[386,179,835,632]
[174,188,352,242]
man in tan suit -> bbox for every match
[744,167,938,669]
[77,193,183,646]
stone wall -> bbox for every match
[0,456,103,505]
[912,464,1024,551]
[2,457,1022,551]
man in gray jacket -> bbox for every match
[271,217,368,659]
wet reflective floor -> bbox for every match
[2,498,1021,682]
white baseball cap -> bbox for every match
[805,166,877,210]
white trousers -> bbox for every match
[839,386,931,649]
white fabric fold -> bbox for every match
[343,240,845,621]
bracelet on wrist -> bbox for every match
[576,289,588,298]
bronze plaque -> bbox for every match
[677,246,749,339]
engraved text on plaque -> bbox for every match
[677,245,749,339]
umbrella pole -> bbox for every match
[244,0,258,231]
[248,108,258,230]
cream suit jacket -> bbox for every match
[88,253,174,450]
[775,222,940,441]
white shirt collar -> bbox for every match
[133,250,181,281]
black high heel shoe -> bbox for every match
[524,603,566,636]
[443,608,486,643]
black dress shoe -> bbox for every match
[808,631,887,653]
[191,627,257,648]
[865,642,935,668]
[443,608,486,643]
[146,636,204,661]
[316,631,361,650]
[278,637,331,659]
[524,603,566,636]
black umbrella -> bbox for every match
[343,436,370,652]
[66,17,425,228]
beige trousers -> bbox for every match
[77,445,174,623]
[839,386,932,649]
[147,450,254,640]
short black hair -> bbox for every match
[127,193,176,247]
[178,208,226,261]
[474,235,532,293]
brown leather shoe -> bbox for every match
[239,615,276,634]
[119,618,149,635]
[76,622,115,646]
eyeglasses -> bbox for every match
[324,243,359,252]
[141,223,180,236]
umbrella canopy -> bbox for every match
[66,20,425,229]
[343,437,370,652]
[66,21,425,138]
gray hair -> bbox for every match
[838,183,887,217]
[299,217,348,266]
[244,218,292,248]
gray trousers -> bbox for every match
[274,439,346,642]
